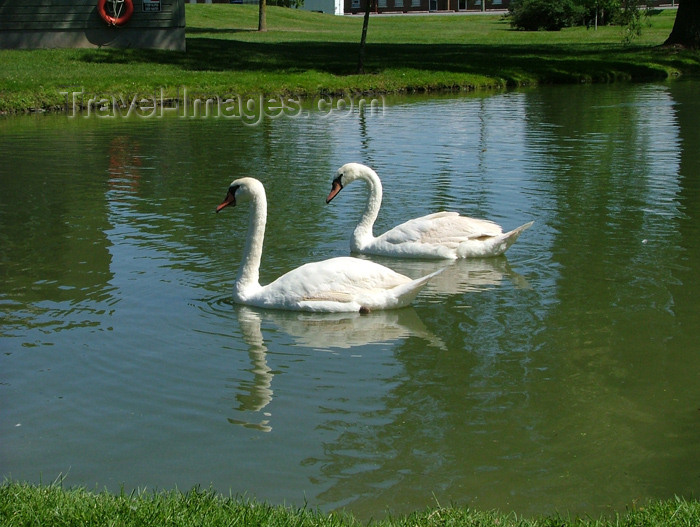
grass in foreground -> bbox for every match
[1,481,700,527]
[0,6,698,114]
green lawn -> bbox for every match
[0,6,698,113]
[2,481,700,527]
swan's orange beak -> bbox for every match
[216,190,236,213]
[326,179,343,204]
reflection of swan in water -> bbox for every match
[228,304,444,431]
[222,257,522,431]
[227,306,273,432]
[248,305,445,351]
[354,255,530,296]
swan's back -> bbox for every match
[239,257,437,312]
[380,211,503,245]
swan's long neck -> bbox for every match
[236,190,266,295]
[352,169,382,251]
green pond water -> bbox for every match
[1,81,699,520]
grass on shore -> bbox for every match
[2,481,700,527]
[0,6,699,114]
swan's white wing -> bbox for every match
[360,212,506,258]
[271,257,411,295]
[378,211,503,247]
[249,257,431,312]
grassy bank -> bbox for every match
[1,481,699,527]
[1,6,699,114]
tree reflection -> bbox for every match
[301,84,700,519]
[0,124,113,338]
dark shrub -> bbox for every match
[508,0,586,31]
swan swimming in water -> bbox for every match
[326,163,534,260]
[216,177,440,313]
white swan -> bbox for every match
[326,163,534,260]
[216,177,440,313]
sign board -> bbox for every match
[143,0,161,12]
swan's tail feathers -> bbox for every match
[492,220,534,256]
[392,268,445,308]
[504,220,534,245]
[414,267,445,287]
[455,220,533,258]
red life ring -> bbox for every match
[97,0,134,26]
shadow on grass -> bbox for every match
[185,27,258,34]
[80,37,700,84]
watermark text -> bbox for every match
[59,87,385,124]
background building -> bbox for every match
[0,0,186,50]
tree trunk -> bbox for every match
[664,1,700,49]
[357,0,372,74]
[258,0,267,32]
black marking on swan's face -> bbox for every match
[216,184,240,213]
[326,176,344,204]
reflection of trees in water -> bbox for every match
[303,85,700,518]
[504,84,700,512]
[518,84,698,509]
[659,81,700,492]
[0,128,114,335]
[306,280,543,516]
[668,81,700,326]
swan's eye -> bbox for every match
[333,176,344,189]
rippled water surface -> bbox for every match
[2,82,699,520]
